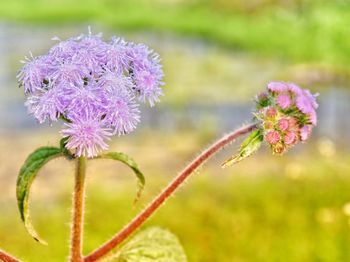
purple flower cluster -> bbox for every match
[17,31,164,158]
[255,82,318,154]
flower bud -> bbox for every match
[264,121,273,130]
[278,118,289,131]
[284,131,297,145]
[266,131,281,145]
[255,82,318,154]
[266,107,277,118]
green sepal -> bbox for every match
[256,95,272,109]
[16,147,63,244]
[107,227,187,262]
[222,129,263,168]
[97,152,145,204]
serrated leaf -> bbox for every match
[222,129,263,168]
[98,152,145,204]
[106,227,187,262]
[16,147,62,244]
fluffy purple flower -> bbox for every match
[17,54,49,93]
[25,86,64,123]
[296,92,315,114]
[287,82,303,96]
[49,38,77,60]
[300,125,312,141]
[64,82,106,115]
[276,94,292,109]
[105,88,140,135]
[73,35,108,74]
[127,43,150,65]
[267,81,288,93]
[98,70,133,91]
[292,84,318,115]
[255,81,318,154]
[133,62,164,106]
[105,37,129,73]
[304,89,319,109]
[308,110,317,125]
[17,30,165,157]
[49,59,89,85]
[127,43,164,106]
[62,115,112,158]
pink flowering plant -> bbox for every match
[222,81,318,166]
[0,30,319,262]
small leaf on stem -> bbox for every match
[222,129,263,168]
[98,152,145,204]
[107,227,187,262]
[16,147,62,244]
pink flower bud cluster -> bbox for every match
[255,82,318,154]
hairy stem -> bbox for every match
[84,123,257,261]
[70,157,86,262]
[0,250,20,262]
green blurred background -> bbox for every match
[0,0,350,261]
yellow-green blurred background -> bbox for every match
[1,0,350,261]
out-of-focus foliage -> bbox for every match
[111,227,187,262]
[0,132,349,261]
[0,0,349,69]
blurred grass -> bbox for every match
[0,131,350,261]
[0,0,349,71]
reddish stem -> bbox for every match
[70,157,86,262]
[0,250,20,262]
[84,124,257,261]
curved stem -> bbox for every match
[84,123,257,261]
[0,249,20,262]
[70,157,87,262]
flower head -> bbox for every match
[127,43,164,106]
[49,59,89,85]
[278,118,289,131]
[267,81,288,93]
[276,94,292,109]
[105,37,130,73]
[64,81,107,115]
[104,87,140,135]
[17,54,50,94]
[296,90,318,114]
[18,30,165,157]
[266,131,281,145]
[25,85,64,123]
[300,125,312,141]
[62,115,112,158]
[255,81,318,154]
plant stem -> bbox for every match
[0,249,20,262]
[84,123,257,261]
[70,157,87,262]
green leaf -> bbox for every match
[108,227,187,262]
[222,129,263,168]
[59,137,74,159]
[98,152,145,204]
[16,147,62,244]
